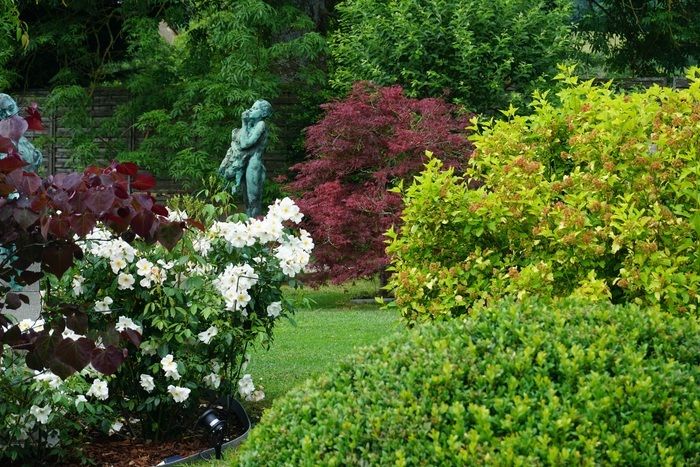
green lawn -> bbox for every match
[241,280,401,420]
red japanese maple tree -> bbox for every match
[287,82,473,284]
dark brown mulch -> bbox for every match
[78,434,210,467]
[67,420,246,467]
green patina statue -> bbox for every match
[218,100,272,218]
[0,93,43,173]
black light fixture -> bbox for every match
[198,408,227,459]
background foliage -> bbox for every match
[236,299,700,465]
[2,0,326,187]
[328,0,576,113]
[574,0,700,75]
[387,67,700,322]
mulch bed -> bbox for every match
[79,434,210,467]
[65,420,246,466]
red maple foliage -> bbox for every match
[287,82,473,284]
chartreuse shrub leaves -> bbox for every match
[233,299,700,465]
[387,66,700,322]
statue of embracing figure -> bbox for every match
[218,100,272,218]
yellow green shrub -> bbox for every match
[387,66,700,322]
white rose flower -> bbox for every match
[115,316,142,334]
[167,210,188,222]
[247,389,265,402]
[160,354,181,380]
[266,301,282,318]
[110,257,127,274]
[140,374,155,392]
[72,275,85,296]
[167,385,191,403]
[94,296,113,313]
[86,379,109,400]
[62,328,85,341]
[34,371,62,389]
[203,373,221,389]
[157,259,175,270]
[136,258,153,277]
[19,318,44,332]
[30,405,52,424]
[117,273,135,290]
[238,374,255,399]
[18,319,34,332]
[75,395,87,407]
[193,236,212,256]
[109,420,123,435]
[197,326,218,345]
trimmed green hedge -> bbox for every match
[234,300,700,465]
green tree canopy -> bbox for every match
[328,0,576,113]
[2,1,326,185]
[575,0,700,74]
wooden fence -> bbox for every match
[12,88,304,195]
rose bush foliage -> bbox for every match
[48,197,312,439]
[387,66,700,322]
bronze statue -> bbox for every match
[218,100,272,218]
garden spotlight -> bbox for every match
[198,408,227,459]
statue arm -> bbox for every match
[238,121,266,149]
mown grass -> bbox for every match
[241,280,401,419]
[195,281,402,465]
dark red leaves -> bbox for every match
[0,154,27,172]
[115,162,138,176]
[151,203,168,217]
[287,82,472,283]
[53,337,93,375]
[131,173,157,191]
[66,310,89,335]
[5,292,22,310]
[186,218,205,231]
[48,215,71,238]
[91,345,126,375]
[52,172,83,191]
[41,241,80,278]
[157,221,184,251]
[24,103,44,131]
[69,212,97,237]
[120,329,142,348]
[85,188,116,214]
[0,136,15,154]
[0,114,28,142]
[2,158,192,377]
[12,208,39,229]
[130,210,155,240]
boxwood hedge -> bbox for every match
[234,300,700,465]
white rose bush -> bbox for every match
[0,351,115,462]
[42,197,313,440]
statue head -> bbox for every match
[243,99,272,121]
[0,93,20,121]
